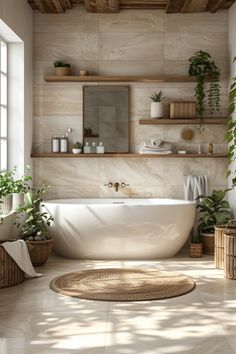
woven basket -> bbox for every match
[189,243,202,258]
[224,231,236,280]
[201,232,214,255]
[215,221,236,270]
[26,239,53,266]
[0,240,25,288]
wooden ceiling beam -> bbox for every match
[181,0,209,12]
[84,0,119,13]
[207,0,227,12]
[166,0,185,13]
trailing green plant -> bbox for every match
[15,184,53,241]
[150,91,164,103]
[196,189,231,236]
[225,56,236,189]
[54,61,71,68]
[72,141,82,149]
[188,50,221,115]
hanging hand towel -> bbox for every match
[2,240,42,278]
[184,175,208,201]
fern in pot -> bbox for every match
[15,184,54,266]
[150,91,164,118]
[196,189,231,255]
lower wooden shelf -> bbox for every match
[31,153,227,158]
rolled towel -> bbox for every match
[150,138,163,148]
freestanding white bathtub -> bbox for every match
[44,198,196,260]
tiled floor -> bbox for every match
[0,253,236,354]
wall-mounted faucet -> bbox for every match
[104,182,130,192]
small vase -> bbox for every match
[0,195,13,215]
[72,148,82,154]
[55,67,71,76]
[150,102,163,118]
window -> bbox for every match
[0,37,7,172]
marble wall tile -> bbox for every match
[100,33,164,61]
[99,158,164,186]
[34,32,99,61]
[98,60,163,76]
[163,11,228,34]
[34,85,82,116]
[99,10,164,33]
[34,7,99,33]
[164,33,228,61]
[33,158,100,187]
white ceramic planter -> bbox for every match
[0,194,13,215]
[72,148,82,154]
[12,193,25,210]
[151,102,163,118]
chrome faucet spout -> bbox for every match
[114,182,120,192]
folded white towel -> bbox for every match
[2,240,42,278]
[139,150,173,155]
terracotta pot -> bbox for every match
[26,239,53,266]
[189,243,203,258]
[55,67,71,76]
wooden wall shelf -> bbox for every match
[44,75,197,83]
[139,118,226,125]
[31,153,227,158]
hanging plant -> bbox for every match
[188,50,221,116]
[225,56,236,189]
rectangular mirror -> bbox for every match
[83,86,130,153]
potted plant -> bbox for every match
[188,50,221,116]
[12,166,32,210]
[189,233,203,258]
[54,61,71,76]
[15,184,54,266]
[150,91,164,118]
[196,189,231,255]
[72,141,82,154]
[0,171,15,215]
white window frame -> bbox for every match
[0,35,7,172]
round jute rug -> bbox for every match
[50,268,195,301]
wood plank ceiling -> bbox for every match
[28,0,236,13]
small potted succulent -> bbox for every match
[150,91,164,118]
[196,189,231,255]
[15,184,54,266]
[72,141,82,154]
[54,61,71,76]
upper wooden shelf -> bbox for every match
[44,75,197,83]
[31,153,227,158]
[139,118,226,125]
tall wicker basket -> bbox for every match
[215,221,236,270]
[0,241,25,288]
[224,230,236,279]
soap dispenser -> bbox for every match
[83,141,91,154]
[96,142,105,154]
[91,141,96,153]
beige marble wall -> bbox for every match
[33,7,228,198]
